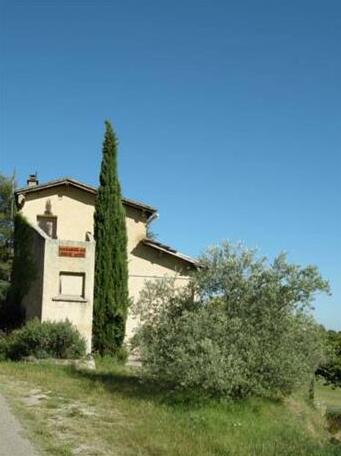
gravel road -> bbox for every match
[0,393,38,456]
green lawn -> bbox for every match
[316,381,341,410]
[0,360,339,456]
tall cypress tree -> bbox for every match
[93,121,129,354]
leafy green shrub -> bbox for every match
[95,347,128,369]
[316,330,341,388]
[0,330,10,361]
[4,319,86,360]
[326,406,341,434]
[113,345,128,363]
[133,242,329,399]
[2,214,36,331]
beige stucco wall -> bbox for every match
[21,225,47,321]
[18,185,194,347]
[20,186,148,248]
[20,186,95,241]
[126,242,193,339]
[41,239,95,353]
[20,224,95,353]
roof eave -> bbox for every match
[143,239,199,268]
[15,178,157,216]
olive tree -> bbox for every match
[133,242,329,399]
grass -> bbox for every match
[0,359,340,456]
[316,381,341,410]
[315,380,341,440]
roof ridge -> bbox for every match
[15,177,157,215]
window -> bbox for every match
[59,272,85,298]
[37,215,57,239]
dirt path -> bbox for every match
[0,393,39,456]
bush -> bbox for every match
[2,319,86,360]
[316,329,341,388]
[0,330,10,361]
[133,242,329,399]
[326,406,341,434]
[3,214,36,331]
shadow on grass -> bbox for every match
[67,365,224,409]
[65,363,281,413]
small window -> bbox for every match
[37,215,57,239]
[59,272,85,298]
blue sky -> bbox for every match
[1,1,340,329]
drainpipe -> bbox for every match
[147,212,159,225]
[146,212,159,239]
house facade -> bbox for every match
[15,175,197,352]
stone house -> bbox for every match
[15,175,197,352]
